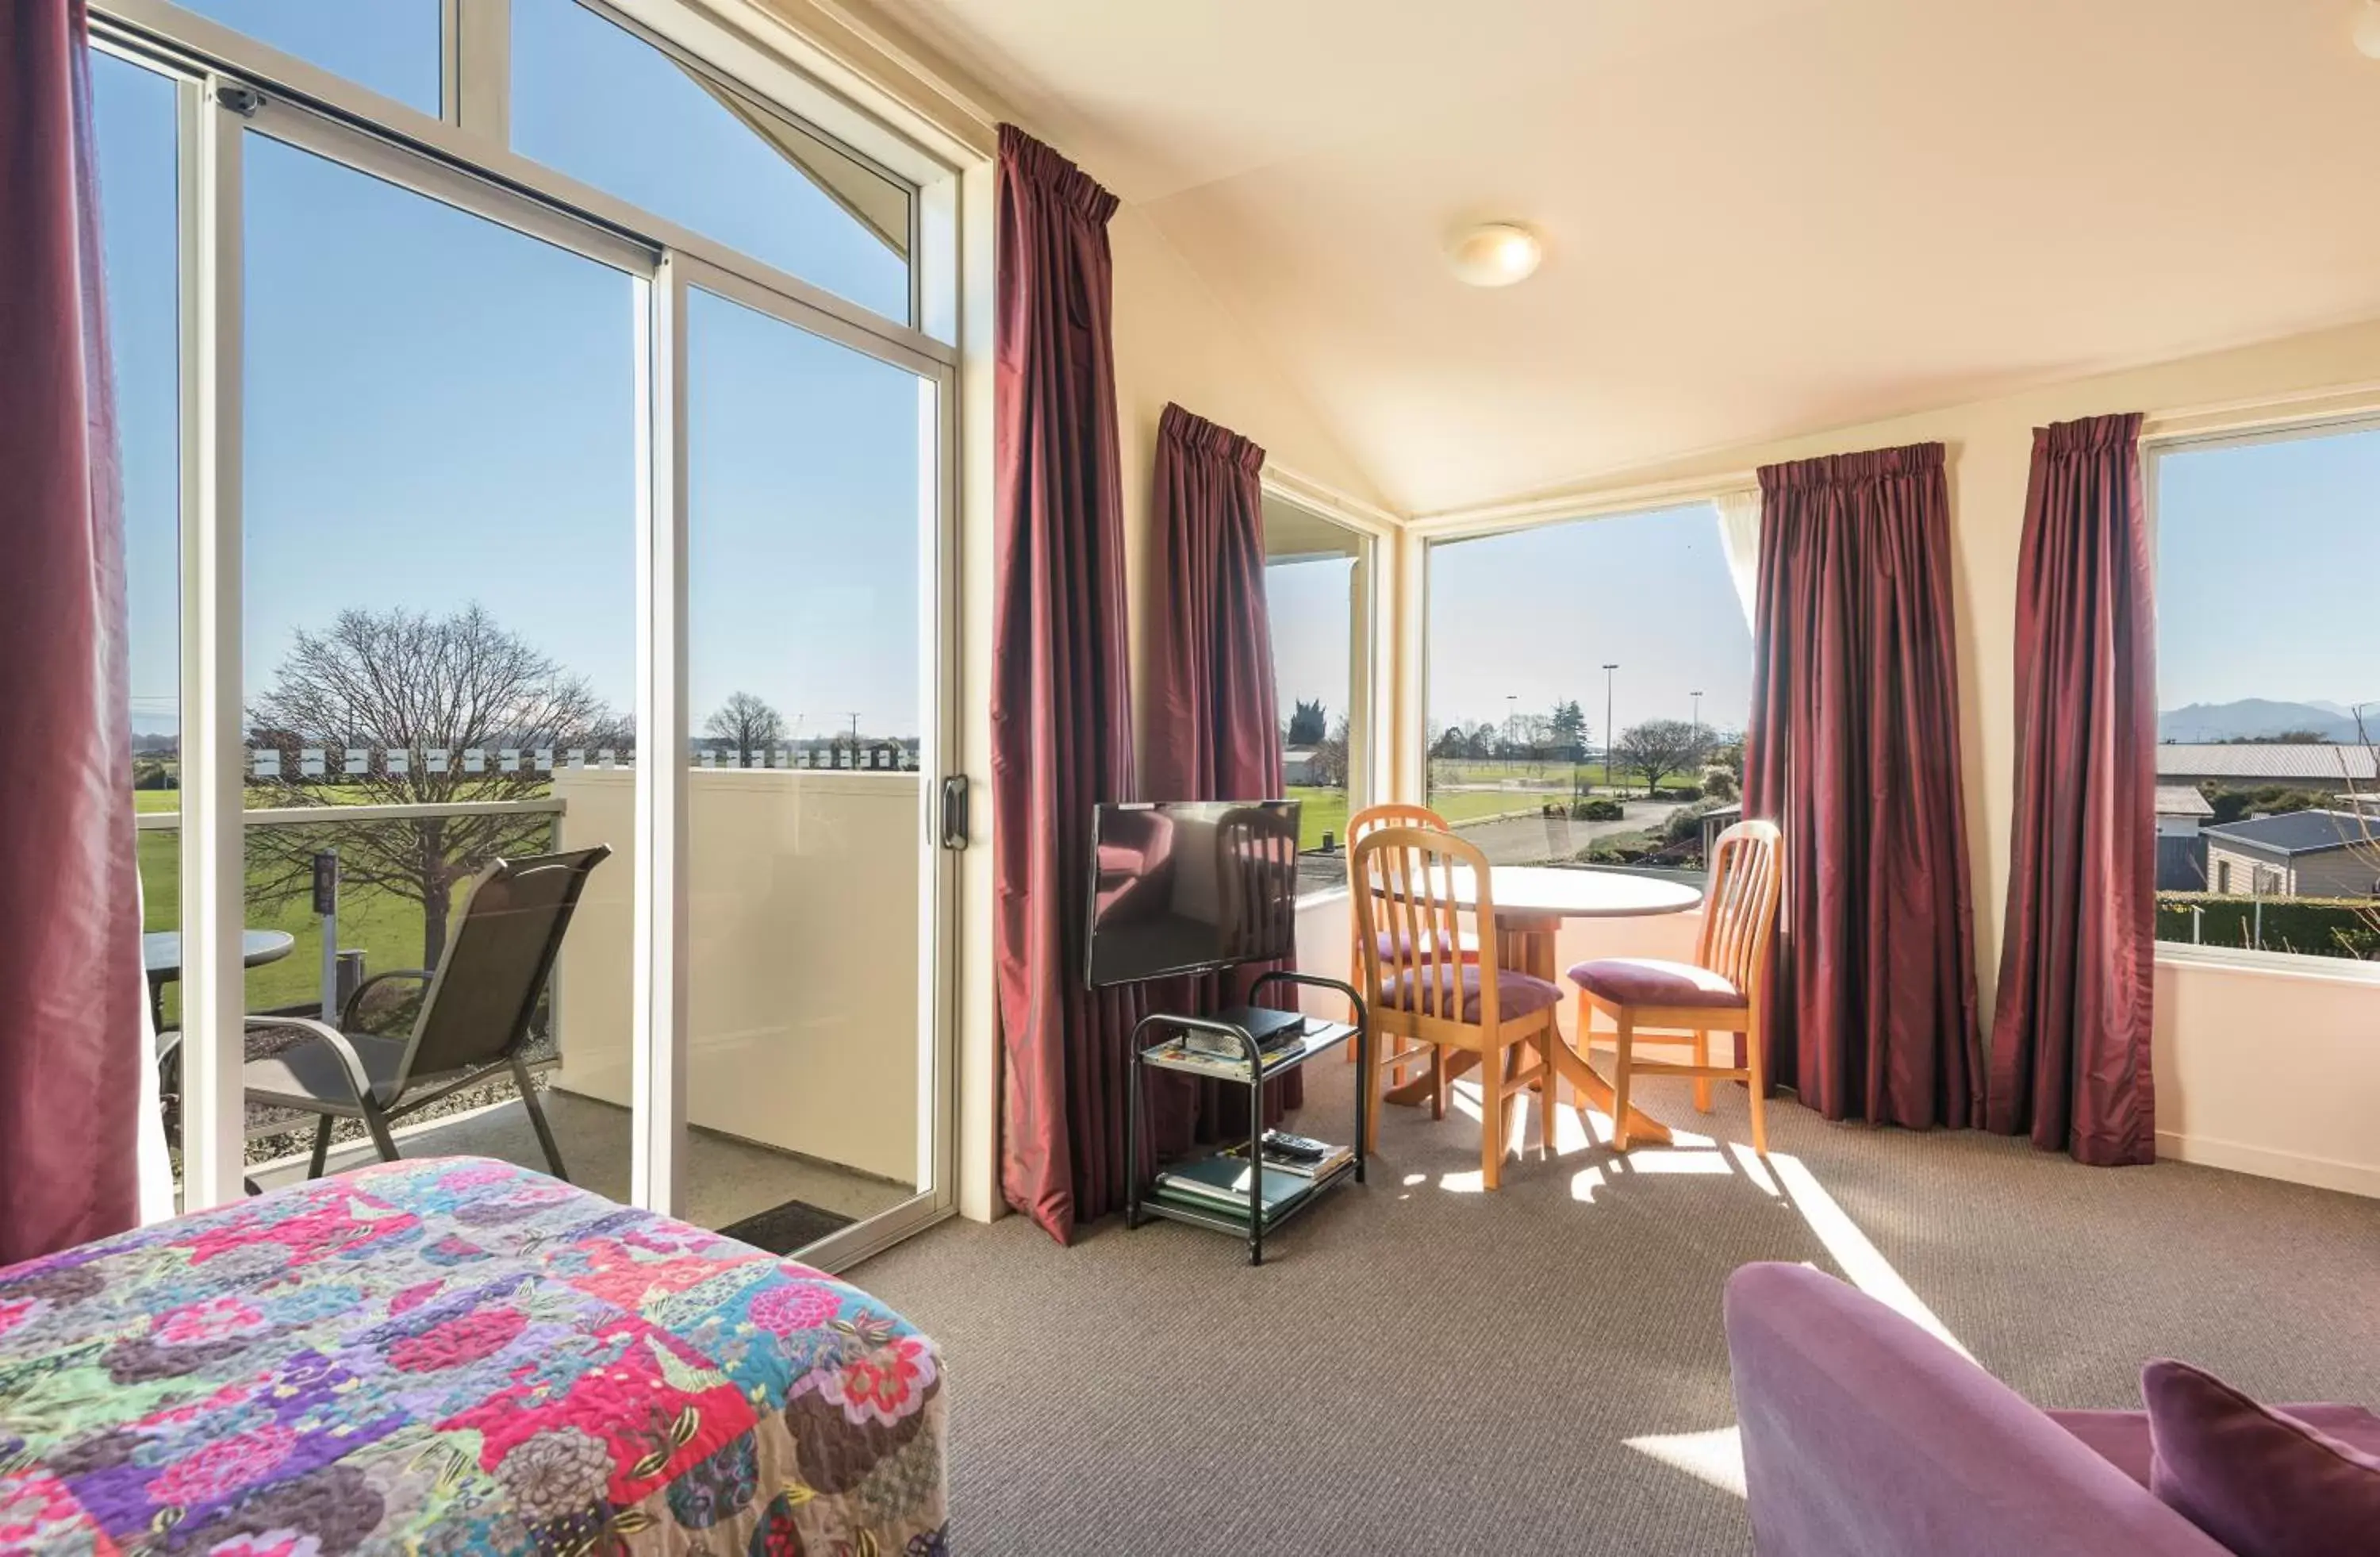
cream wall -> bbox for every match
[1428,317,2380,1193]
[1109,202,1392,748]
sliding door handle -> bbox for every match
[940,775,971,852]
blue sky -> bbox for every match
[1424,503,1755,744]
[1263,554,1357,737]
[90,5,2380,752]
[2155,425,2380,713]
[96,1,918,743]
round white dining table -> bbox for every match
[1449,863,1704,920]
[1384,864,1705,1144]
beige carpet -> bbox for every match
[853,1063,2380,1555]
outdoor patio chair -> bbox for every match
[223,846,610,1183]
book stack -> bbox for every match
[1151,1155,1315,1224]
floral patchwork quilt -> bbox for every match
[0,1157,946,1555]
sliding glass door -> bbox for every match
[94,0,959,1264]
[672,277,944,1259]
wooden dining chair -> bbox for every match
[1565,820,1783,1153]
[1342,803,1480,1082]
[1352,825,1562,1189]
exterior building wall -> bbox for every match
[2290,848,2380,900]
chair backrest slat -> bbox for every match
[1695,821,1783,998]
[1352,825,1496,1032]
[397,845,612,1087]
[1346,803,1455,971]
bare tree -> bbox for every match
[1306,717,1352,790]
[248,605,629,971]
[1614,718,1709,796]
[704,690,785,767]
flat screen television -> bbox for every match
[1084,799,1302,987]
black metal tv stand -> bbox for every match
[1123,970,1368,1266]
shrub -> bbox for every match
[1701,767,1740,802]
[1575,798,1625,822]
[2155,893,2380,960]
[1579,829,1657,864]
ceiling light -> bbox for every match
[1449,223,1542,288]
[2358,0,2380,60]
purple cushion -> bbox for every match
[1566,956,1743,1008]
[1383,964,1560,1025]
[2144,1359,2380,1556]
[1726,1263,2228,1555]
[1373,929,1482,963]
[2053,1405,2380,1491]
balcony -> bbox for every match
[138,761,923,1242]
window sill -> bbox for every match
[2155,942,2380,986]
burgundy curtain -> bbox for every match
[991,125,1145,1244]
[1745,444,1983,1129]
[1987,413,2156,1166]
[0,0,141,1263]
[1140,402,1300,1148]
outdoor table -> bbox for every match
[1379,864,1704,1145]
[143,928,297,1032]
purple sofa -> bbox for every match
[1723,1262,2231,1555]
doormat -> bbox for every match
[716,1198,856,1256]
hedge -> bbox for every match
[2155,893,2380,959]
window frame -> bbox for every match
[93,2,963,1264]
[2144,410,2380,982]
[1260,487,1378,902]
[98,0,956,356]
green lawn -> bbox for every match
[1284,784,1557,851]
[135,793,495,1026]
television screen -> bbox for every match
[1084,800,1302,987]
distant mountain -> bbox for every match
[2158,699,2366,743]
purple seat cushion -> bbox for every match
[2052,1403,2380,1491]
[2144,1359,2380,1557]
[1373,929,1481,963]
[1383,964,1560,1024]
[1566,956,1743,1008]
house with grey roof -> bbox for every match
[2154,785,2216,890]
[2155,744,2378,786]
[2201,809,2378,899]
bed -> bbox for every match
[0,1157,946,1555]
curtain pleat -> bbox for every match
[989,125,1145,1244]
[1987,413,2157,1166]
[0,0,143,1263]
[1745,443,1984,1129]
[1140,402,1300,1153]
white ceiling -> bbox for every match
[845,0,2380,515]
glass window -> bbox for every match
[2152,423,2380,963]
[511,0,912,322]
[94,48,184,1201]
[1264,498,1368,898]
[238,130,639,1193]
[679,285,931,1242]
[1424,503,1749,871]
[171,0,440,113]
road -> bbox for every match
[1294,798,1690,894]
[1454,799,1687,865]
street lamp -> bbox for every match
[1601,663,1619,790]
[1506,693,1518,752]
[1691,690,1703,739]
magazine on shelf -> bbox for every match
[1219,1136,1353,1181]
[1142,1040,1303,1080]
